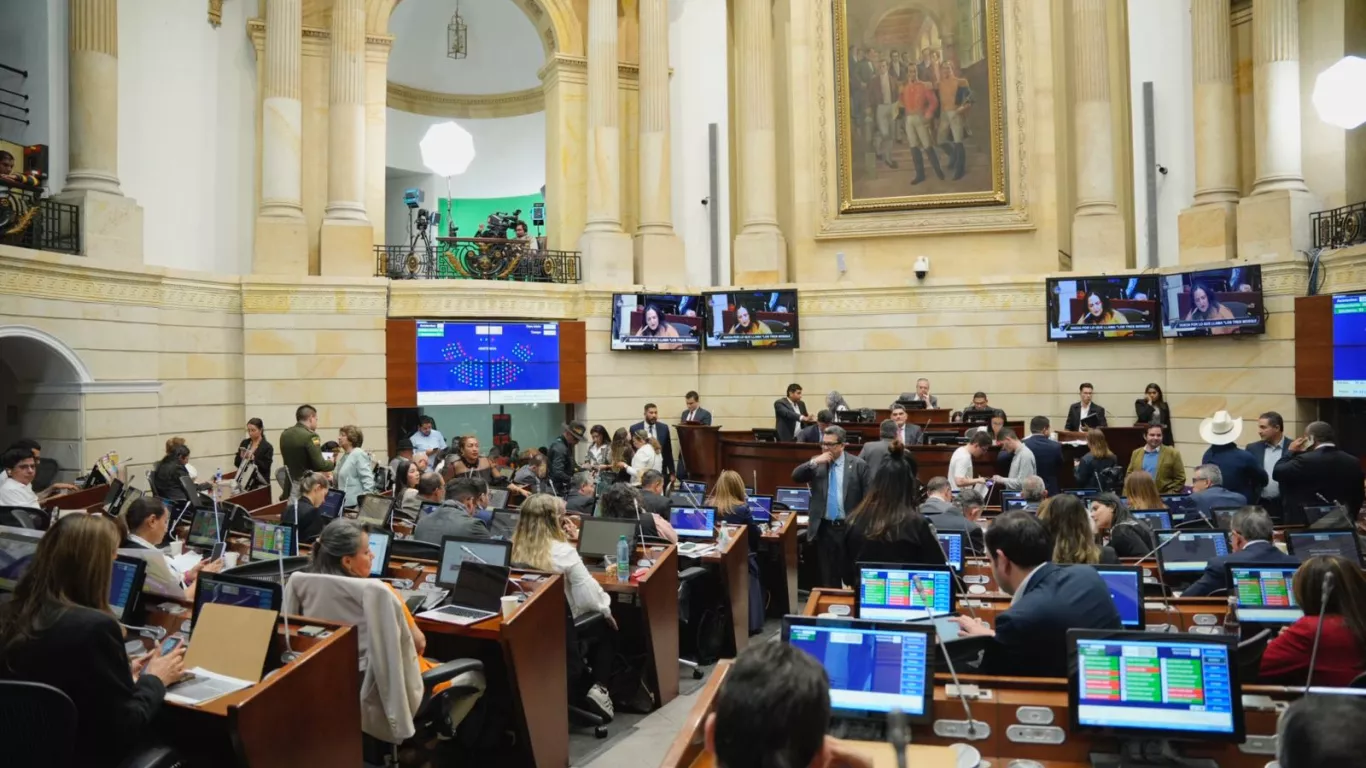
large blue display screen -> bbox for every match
[1333,294,1366,397]
[416,322,560,405]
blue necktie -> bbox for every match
[827,461,841,521]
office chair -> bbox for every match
[0,680,184,768]
[389,538,441,561]
[568,609,611,739]
[33,457,59,493]
[284,574,486,766]
[678,565,708,680]
[0,506,39,529]
[1237,628,1273,682]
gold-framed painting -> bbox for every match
[834,0,1007,214]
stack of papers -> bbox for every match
[170,551,203,574]
[164,667,254,705]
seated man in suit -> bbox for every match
[639,469,672,517]
[920,477,985,554]
[1190,463,1247,521]
[773,383,815,442]
[414,476,490,544]
[952,511,1122,678]
[680,390,712,425]
[564,471,598,515]
[796,410,834,444]
[792,425,871,588]
[888,403,923,445]
[1127,424,1187,494]
[907,377,938,409]
[1022,416,1064,497]
[1274,421,1366,526]
[1064,382,1109,431]
[1181,507,1298,597]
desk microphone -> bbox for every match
[1303,571,1335,693]
[887,707,909,768]
[945,562,980,620]
[460,545,487,564]
[1131,532,1188,631]
[278,547,298,663]
[911,576,978,738]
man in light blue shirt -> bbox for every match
[409,415,447,461]
[791,425,870,587]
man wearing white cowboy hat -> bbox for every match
[1199,411,1267,505]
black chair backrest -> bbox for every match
[32,458,59,493]
[390,538,442,561]
[0,680,77,766]
[1237,628,1273,682]
[0,506,38,529]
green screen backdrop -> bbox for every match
[439,192,544,241]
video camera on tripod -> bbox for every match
[479,209,524,239]
[403,188,442,235]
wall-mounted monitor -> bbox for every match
[416,321,560,405]
[1333,293,1366,397]
[1160,264,1265,338]
[609,294,702,351]
[702,290,799,349]
[1046,276,1160,341]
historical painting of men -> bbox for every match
[834,0,1006,213]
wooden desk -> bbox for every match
[924,420,1024,438]
[717,440,998,495]
[676,424,722,487]
[700,525,752,656]
[591,545,682,709]
[759,512,799,616]
[45,482,110,510]
[135,601,362,767]
[225,485,273,513]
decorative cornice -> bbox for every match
[386,82,545,119]
[27,380,163,396]
[387,281,584,319]
[247,18,394,51]
[240,278,390,314]
[538,54,640,83]
[0,247,242,313]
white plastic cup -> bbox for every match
[222,551,240,568]
[500,595,519,620]
[169,540,184,556]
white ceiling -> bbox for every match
[387,0,545,95]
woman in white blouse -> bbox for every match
[510,494,617,720]
[615,430,662,486]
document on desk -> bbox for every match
[170,551,203,574]
[164,667,253,706]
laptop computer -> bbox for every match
[487,489,510,509]
[678,480,707,497]
[191,572,282,629]
[578,518,641,567]
[1092,564,1144,630]
[936,531,966,571]
[186,508,224,552]
[1156,530,1231,577]
[1227,565,1303,624]
[668,506,716,540]
[1131,510,1173,531]
[1003,497,1031,512]
[488,509,519,540]
[746,494,774,524]
[1303,505,1341,526]
[420,561,510,626]
[1286,529,1364,566]
[783,616,935,729]
[250,520,297,561]
[367,528,393,577]
[774,486,810,512]
[318,489,346,520]
[109,555,147,624]
[356,494,391,527]
[436,536,512,589]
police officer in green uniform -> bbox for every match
[279,404,334,499]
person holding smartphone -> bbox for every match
[0,515,187,767]
[123,497,222,598]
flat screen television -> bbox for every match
[609,293,702,351]
[1332,293,1366,397]
[416,321,560,405]
[1160,264,1265,338]
[702,290,799,349]
[1046,276,1160,341]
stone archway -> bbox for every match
[0,326,94,479]
[375,0,583,57]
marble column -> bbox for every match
[1068,0,1125,273]
[59,0,143,264]
[633,0,685,285]
[320,0,374,276]
[732,0,787,283]
[1178,0,1240,264]
[1236,0,1316,259]
[253,0,308,274]
[579,0,633,284]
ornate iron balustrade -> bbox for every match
[1311,201,1366,250]
[374,237,581,283]
[0,184,80,255]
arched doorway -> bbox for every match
[0,326,93,482]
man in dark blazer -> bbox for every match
[774,383,813,442]
[857,420,898,478]
[791,425,871,588]
[889,403,923,446]
[1274,421,1366,526]
[1022,415,1064,497]
[1245,411,1291,517]
[920,477,985,554]
[564,471,598,515]
[680,391,713,426]
[631,403,675,487]
[1190,464,1248,521]
[797,410,834,444]
[952,511,1122,678]
[1181,508,1299,597]
[1063,382,1108,432]
[639,469,673,518]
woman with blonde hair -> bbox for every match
[0,515,185,767]
[615,430,661,485]
[1039,494,1117,565]
[607,427,635,484]
[1122,470,1165,511]
[510,494,617,720]
[1074,429,1120,491]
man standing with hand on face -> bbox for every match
[791,426,871,587]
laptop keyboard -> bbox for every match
[436,605,492,620]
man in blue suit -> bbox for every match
[631,403,675,488]
[951,511,1121,678]
[1022,415,1063,496]
[1190,464,1248,521]
[1181,507,1298,597]
[1245,411,1291,519]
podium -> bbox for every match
[676,424,721,486]
[1058,426,1148,489]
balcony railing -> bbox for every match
[0,184,81,255]
[1311,201,1366,250]
[375,237,581,284]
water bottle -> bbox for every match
[1222,595,1240,639]
[616,535,630,583]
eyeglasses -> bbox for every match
[13,462,36,472]
[820,441,841,448]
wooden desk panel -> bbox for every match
[592,546,681,707]
[759,512,799,616]
[704,525,751,656]
[676,425,722,487]
[1058,427,1147,490]
[46,483,110,510]
[719,440,998,496]
[225,485,272,513]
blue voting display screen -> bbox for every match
[788,624,931,717]
[416,322,560,405]
[1333,295,1366,397]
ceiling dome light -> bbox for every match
[1312,56,1366,130]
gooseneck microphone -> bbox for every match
[1131,532,1188,631]
[887,707,909,768]
[911,576,978,738]
[1303,571,1335,693]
